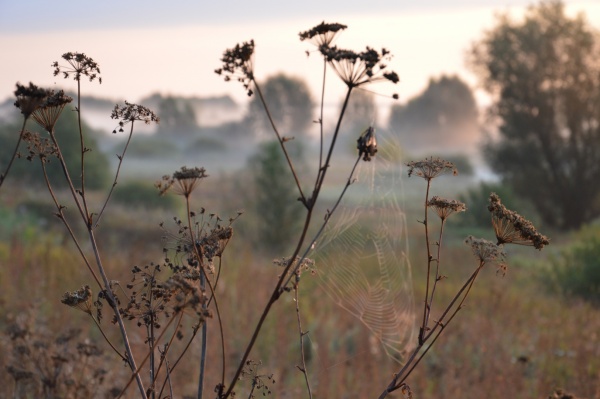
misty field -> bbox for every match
[0,170,598,398]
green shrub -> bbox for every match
[113,180,178,211]
[547,224,600,302]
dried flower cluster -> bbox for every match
[273,255,316,277]
[121,263,173,329]
[13,82,50,118]
[162,209,236,278]
[157,166,208,197]
[31,90,73,132]
[428,196,467,220]
[464,235,506,265]
[215,40,255,96]
[407,157,458,180]
[61,285,94,315]
[52,52,102,83]
[110,101,160,133]
[357,126,377,161]
[21,131,59,162]
[320,45,399,88]
[299,21,347,47]
[488,193,549,250]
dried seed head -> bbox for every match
[299,21,347,47]
[488,193,549,250]
[320,45,399,88]
[357,126,377,161]
[110,101,159,133]
[157,166,208,197]
[21,130,59,162]
[61,285,93,314]
[13,82,50,118]
[52,52,102,83]
[427,196,466,220]
[31,90,73,132]
[406,157,458,180]
[215,40,255,96]
[464,236,506,265]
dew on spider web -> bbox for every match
[311,130,415,365]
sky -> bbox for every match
[1,0,599,118]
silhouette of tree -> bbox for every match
[156,95,199,137]
[246,73,313,138]
[340,90,377,134]
[388,75,479,155]
[0,110,109,189]
[470,0,600,229]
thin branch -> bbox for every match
[0,117,28,189]
[94,122,135,229]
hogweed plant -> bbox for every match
[0,21,551,399]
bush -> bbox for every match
[112,180,178,211]
[547,224,600,302]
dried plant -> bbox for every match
[1,20,556,399]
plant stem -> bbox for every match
[0,117,28,189]
[294,275,313,399]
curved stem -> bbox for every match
[89,313,127,361]
[223,86,355,399]
[48,130,88,224]
[253,80,307,206]
[40,161,103,290]
[425,220,446,328]
[94,122,135,229]
[75,81,91,221]
[419,179,433,344]
[294,276,312,399]
[0,117,28,189]
[88,229,147,398]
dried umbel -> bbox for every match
[21,131,59,162]
[122,263,173,329]
[299,21,347,47]
[464,235,506,265]
[157,166,208,197]
[215,40,255,96]
[52,52,102,83]
[488,193,549,250]
[31,90,73,132]
[61,285,94,315]
[357,126,377,161]
[428,196,466,220]
[319,45,399,88]
[110,101,159,133]
[407,157,458,180]
[13,82,50,118]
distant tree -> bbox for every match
[0,110,110,189]
[156,95,199,137]
[246,73,313,138]
[248,140,304,254]
[340,90,377,134]
[388,75,479,154]
[470,1,600,229]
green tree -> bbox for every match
[0,110,110,189]
[156,95,199,137]
[246,73,314,138]
[388,75,479,154]
[248,140,304,255]
[470,1,600,230]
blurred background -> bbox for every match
[1,1,600,398]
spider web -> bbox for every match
[313,131,415,363]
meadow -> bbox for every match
[1,19,599,399]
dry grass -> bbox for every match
[1,186,598,398]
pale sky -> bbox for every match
[1,0,599,114]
